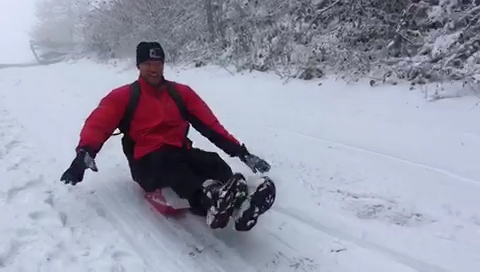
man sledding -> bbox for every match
[60,41,276,231]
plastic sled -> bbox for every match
[145,187,191,216]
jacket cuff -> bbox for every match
[237,144,250,159]
[76,146,98,158]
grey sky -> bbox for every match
[0,0,37,63]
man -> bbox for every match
[60,41,275,231]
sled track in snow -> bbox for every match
[272,206,451,272]
[85,179,257,272]
[231,120,480,187]
[86,174,452,272]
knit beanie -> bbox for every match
[136,41,165,66]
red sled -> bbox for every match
[144,187,191,216]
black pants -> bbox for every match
[135,145,233,202]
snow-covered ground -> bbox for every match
[0,59,479,271]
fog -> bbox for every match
[0,0,37,63]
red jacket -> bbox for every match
[77,77,244,160]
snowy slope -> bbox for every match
[1,60,479,272]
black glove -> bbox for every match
[239,144,271,173]
[60,148,98,185]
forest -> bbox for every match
[31,0,480,85]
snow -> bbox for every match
[1,59,480,272]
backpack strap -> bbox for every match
[118,80,141,135]
[165,80,192,147]
[165,81,188,120]
[118,81,141,182]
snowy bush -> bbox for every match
[30,0,480,86]
[76,0,207,61]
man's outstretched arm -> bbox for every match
[61,87,129,185]
[179,85,270,173]
[77,87,129,155]
[179,85,245,157]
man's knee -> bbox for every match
[186,148,231,182]
[202,150,233,182]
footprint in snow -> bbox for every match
[6,157,28,171]
[110,250,147,272]
[94,206,107,218]
[470,214,480,227]
[0,239,25,268]
[28,210,68,227]
[43,190,55,207]
[44,241,68,263]
[269,252,319,272]
[1,138,21,158]
[6,177,43,204]
[111,250,131,260]
[15,228,38,239]
[335,190,435,227]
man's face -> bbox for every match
[139,60,164,86]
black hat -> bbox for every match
[136,41,165,66]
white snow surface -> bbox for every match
[1,60,480,272]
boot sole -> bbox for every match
[206,173,248,229]
[234,176,276,231]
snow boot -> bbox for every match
[202,173,249,229]
[233,176,276,231]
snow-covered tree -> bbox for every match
[30,0,480,85]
